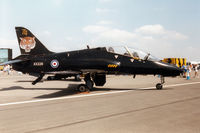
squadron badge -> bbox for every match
[20,37,36,52]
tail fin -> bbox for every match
[15,27,53,55]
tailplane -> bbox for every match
[15,27,53,55]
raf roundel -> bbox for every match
[50,59,59,68]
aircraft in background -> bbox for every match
[0,27,183,92]
[190,61,200,65]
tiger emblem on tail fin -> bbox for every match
[20,37,36,52]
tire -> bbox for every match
[156,83,163,90]
[77,84,89,92]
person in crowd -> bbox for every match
[186,63,192,78]
[194,64,199,78]
[3,65,11,75]
[181,64,187,78]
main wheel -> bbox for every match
[156,83,163,90]
[77,84,89,92]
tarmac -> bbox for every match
[0,72,200,133]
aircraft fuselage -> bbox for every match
[13,47,182,77]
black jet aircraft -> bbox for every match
[0,27,183,92]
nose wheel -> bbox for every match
[156,83,163,90]
[156,76,165,90]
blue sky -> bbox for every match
[0,0,199,61]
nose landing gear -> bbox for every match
[156,76,165,90]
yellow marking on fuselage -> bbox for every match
[108,64,118,68]
[22,29,28,36]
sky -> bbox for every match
[0,0,199,61]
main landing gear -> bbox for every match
[156,76,165,90]
[77,73,94,92]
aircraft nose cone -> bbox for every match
[171,66,183,76]
[155,61,183,76]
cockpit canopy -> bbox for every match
[106,46,159,61]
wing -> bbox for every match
[45,69,105,75]
[45,70,81,75]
